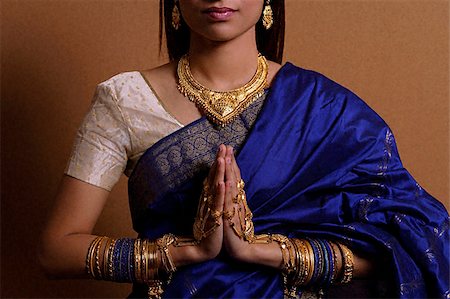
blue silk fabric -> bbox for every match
[128,63,449,298]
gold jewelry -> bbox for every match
[86,236,104,278]
[193,179,222,241]
[148,281,164,299]
[237,179,245,189]
[177,54,268,126]
[156,234,177,278]
[171,1,181,30]
[304,239,315,285]
[95,236,107,279]
[336,242,354,284]
[225,178,257,241]
[223,208,236,220]
[262,0,274,30]
[102,237,113,279]
[329,241,340,284]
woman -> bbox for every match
[39,0,449,298]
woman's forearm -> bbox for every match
[38,233,97,279]
[242,241,376,279]
[38,233,212,279]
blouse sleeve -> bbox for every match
[64,83,132,191]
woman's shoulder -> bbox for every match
[89,62,174,107]
[277,62,352,96]
[281,63,371,105]
[276,62,388,128]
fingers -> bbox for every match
[207,144,240,214]
[207,144,226,185]
[225,146,239,193]
[214,157,225,190]
[211,145,226,212]
[229,146,241,181]
[223,145,241,182]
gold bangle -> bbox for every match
[107,238,117,280]
[291,238,301,287]
[94,236,107,280]
[299,239,309,286]
[304,239,315,286]
[288,238,302,297]
[270,234,292,274]
[86,236,103,278]
[143,240,150,283]
[336,242,354,284]
[102,237,112,279]
[146,240,154,282]
[134,239,142,283]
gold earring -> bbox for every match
[172,1,181,30]
[262,0,273,30]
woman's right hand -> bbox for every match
[192,144,226,260]
[172,144,226,265]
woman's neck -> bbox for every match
[187,29,260,91]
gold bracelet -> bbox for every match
[193,179,222,241]
[157,234,177,278]
[86,236,103,278]
[300,239,310,286]
[95,236,108,280]
[107,238,117,280]
[274,234,291,273]
[336,242,354,284]
[134,238,142,283]
[146,240,156,282]
[102,237,112,279]
[143,240,151,283]
[304,239,315,286]
[288,238,302,297]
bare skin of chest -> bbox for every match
[141,62,202,126]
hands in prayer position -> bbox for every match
[193,144,283,267]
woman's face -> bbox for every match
[179,0,264,43]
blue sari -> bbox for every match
[128,63,449,298]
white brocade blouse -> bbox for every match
[65,71,184,191]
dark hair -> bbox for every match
[159,0,285,64]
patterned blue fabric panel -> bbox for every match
[128,92,267,233]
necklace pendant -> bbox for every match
[177,54,269,126]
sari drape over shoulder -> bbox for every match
[128,63,449,298]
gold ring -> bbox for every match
[210,210,222,220]
[237,179,245,189]
[223,208,235,220]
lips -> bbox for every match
[203,7,237,21]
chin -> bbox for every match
[194,23,256,44]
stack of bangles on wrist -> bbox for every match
[270,235,354,298]
[221,178,355,298]
[86,234,178,299]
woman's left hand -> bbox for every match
[221,145,284,268]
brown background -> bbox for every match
[1,0,449,297]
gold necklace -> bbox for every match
[177,54,268,127]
